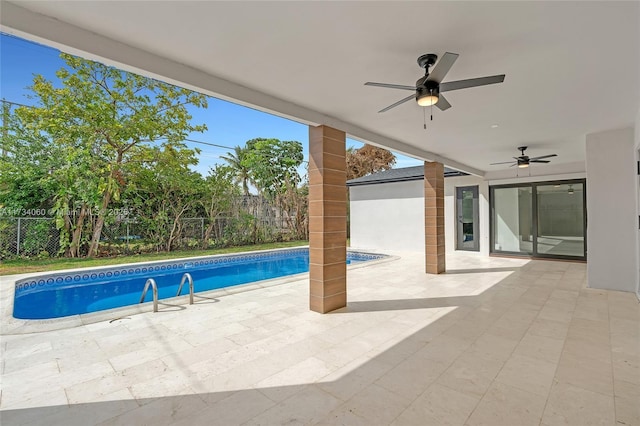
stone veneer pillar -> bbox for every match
[308,125,347,313]
[424,161,445,274]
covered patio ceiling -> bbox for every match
[2,1,638,176]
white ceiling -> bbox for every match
[2,1,639,176]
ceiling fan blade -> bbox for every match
[378,93,415,113]
[426,52,459,83]
[440,75,506,92]
[490,161,517,165]
[530,160,551,163]
[365,82,416,91]
[529,154,558,161]
[435,93,451,111]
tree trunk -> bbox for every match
[69,205,87,258]
[87,191,112,257]
[61,204,73,257]
[202,217,217,249]
[88,151,122,258]
[166,218,180,252]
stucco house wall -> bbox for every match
[349,173,487,254]
[349,180,425,252]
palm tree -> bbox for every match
[221,146,252,196]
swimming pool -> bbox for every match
[13,248,386,320]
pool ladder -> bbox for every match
[139,273,194,313]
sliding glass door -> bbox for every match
[536,183,585,257]
[490,179,586,260]
[492,186,533,255]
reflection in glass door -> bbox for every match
[536,183,585,257]
[492,186,533,255]
[456,186,479,251]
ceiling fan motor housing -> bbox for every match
[416,84,439,100]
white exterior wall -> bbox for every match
[349,180,425,252]
[349,176,488,254]
[586,127,637,292]
[634,109,640,299]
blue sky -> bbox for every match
[0,33,422,177]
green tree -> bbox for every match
[125,144,203,252]
[13,53,208,257]
[242,138,306,239]
[200,165,240,247]
[221,146,252,196]
[242,138,304,198]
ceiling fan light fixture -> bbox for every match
[417,92,439,107]
[416,85,439,107]
[517,162,529,169]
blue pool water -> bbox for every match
[13,249,384,319]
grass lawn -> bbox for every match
[0,240,308,275]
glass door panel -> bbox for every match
[492,186,533,254]
[536,183,585,257]
[456,186,479,251]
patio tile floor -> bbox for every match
[1,252,638,425]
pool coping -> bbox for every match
[1,246,397,335]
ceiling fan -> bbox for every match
[364,52,505,113]
[490,146,558,168]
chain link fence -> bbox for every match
[0,217,60,259]
[0,214,301,260]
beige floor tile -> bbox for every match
[415,333,472,364]
[554,351,613,396]
[465,381,546,426]
[172,389,275,426]
[612,352,640,385]
[614,378,640,401]
[335,383,410,425]
[0,360,60,387]
[129,370,196,402]
[2,341,52,360]
[541,381,615,426]
[17,397,140,426]
[65,358,167,404]
[317,357,395,402]
[615,395,640,426]
[255,356,335,389]
[563,337,612,365]
[514,333,565,363]
[374,348,450,400]
[245,385,341,426]
[99,393,206,426]
[436,350,506,398]
[494,353,557,397]
[470,332,519,361]
[0,387,68,411]
[527,318,570,340]
[392,382,480,426]
[316,406,371,426]
[0,402,75,426]
[538,305,575,324]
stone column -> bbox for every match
[308,125,347,313]
[425,161,445,274]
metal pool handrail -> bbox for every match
[176,273,194,305]
[139,278,158,312]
